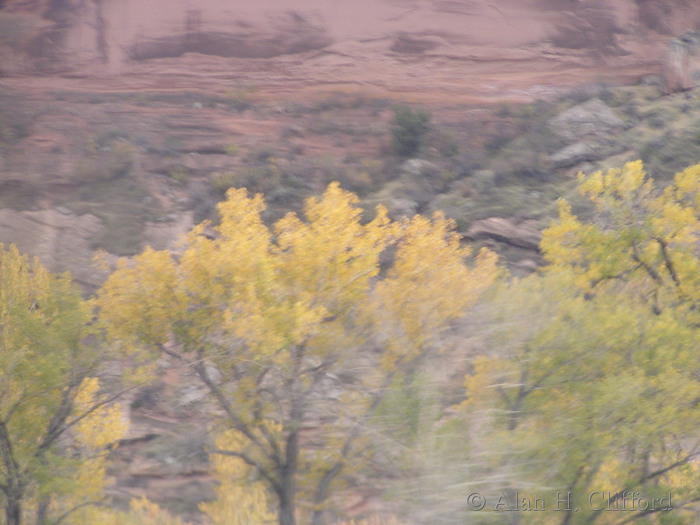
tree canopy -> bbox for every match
[461,161,700,525]
[6,160,700,525]
[96,182,498,525]
[0,244,126,525]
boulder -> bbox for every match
[550,142,600,168]
[549,140,624,169]
[548,98,624,143]
[401,158,442,180]
[0,208,104,289]
[465,217,542,251]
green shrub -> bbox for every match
[71,140,137,183]
[639,123,700,179]
[224,84,254,111]
[210,171,240,195]
[167,165,190,184]
[391,106,432,157]
[223,144,239,156]
[428,129,459,157]
[210,160,282,197]
[108,140,137,178]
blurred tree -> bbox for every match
[91,497,188,525]
[199,429,276,525]
[0,245,126,525]
[541,160,700,316]
[96,182,497,525]
[460,161,700,525]
[391,106,432,157]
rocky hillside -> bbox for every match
[0,2,699,296]
[1,0,700,520]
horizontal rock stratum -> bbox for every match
[3,0,700,99]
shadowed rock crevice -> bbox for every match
[129,12,332,60]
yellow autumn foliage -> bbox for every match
[0,244,128,525]
[85,497,188,525]
[461,161,700,524]
[97,182,498,525]
[200,429,276,525]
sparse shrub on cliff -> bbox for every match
[72,138,137,183]
[391,106,432,157]
[427,128,459,157]
[210,171,240,195]
[211,154,384,212]
[0,102,32,148]
[648,115,666,129]
[167,165,190,185]
[108,140,138,178]
[639,122,700,179]
[224,85,254,111]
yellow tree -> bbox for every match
[96,182,498,525]
[199,429,276,525]
[93,496,190,525]
[541,160,700,316]
[460,161,700,525]
[0,245,127,525]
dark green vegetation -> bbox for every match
[390,106,432,157]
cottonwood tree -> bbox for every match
[96,497,188,525]
[96,182,497,525]
[461,161,700,525]
[541,160,700,316]
[0,245,127,525]
[198,429,276,525]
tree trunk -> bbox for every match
[5,497,21,525]
[279,429,299,525]
[94,0,108,63]
[36,497,49,525]
[279,490,296,525]
[310,462,344,525]
[277,344,306,525]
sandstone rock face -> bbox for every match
[108,358,216,521]
[128,12,332,61]
[665,30,700,93]
[4,0,700,96]
[0,207,194,290]
[0,208,104,289]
